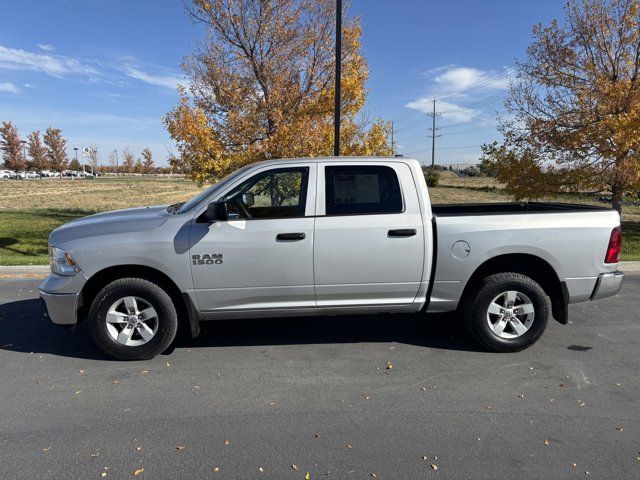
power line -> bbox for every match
[403,144,483,155]
[406,67,513,114]
[397,67,514,124]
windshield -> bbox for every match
[177,164,254,214]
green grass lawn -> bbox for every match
[0,209,88,266]
[1,207,638,265]
[621,221,640,261]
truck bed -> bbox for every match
[431,201,612,217]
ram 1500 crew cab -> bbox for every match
[39,157,624,359]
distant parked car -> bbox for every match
[26,171,40,179]
[0,169,16,179]
[16,171,28,179]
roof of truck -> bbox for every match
[247,156,420,168]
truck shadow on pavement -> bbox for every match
[0,298,481,360]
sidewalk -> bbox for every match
[1,262,639,278]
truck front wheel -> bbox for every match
[88,278,178,360]
[463,272,549,352]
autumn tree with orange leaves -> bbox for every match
[165,0,392,185]
[483,0,640,213]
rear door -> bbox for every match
[313,161,425,306]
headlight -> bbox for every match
[48,247,80,276]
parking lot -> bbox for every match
[0,275,639,479]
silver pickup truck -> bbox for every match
[39,157,624,360]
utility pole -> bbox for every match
[333,0,342,157]
[390,120,395,156]
[427,98,441,168]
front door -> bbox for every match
[313,162,425,306]
[190,164,316,312]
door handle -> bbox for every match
[388,229,417,237]
[276,232,306,241]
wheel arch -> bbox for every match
[78,264,201,338]
[460,253,568,325]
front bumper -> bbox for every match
[590,271,624,301]
[39,290,79,325]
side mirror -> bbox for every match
[205,201,228,222]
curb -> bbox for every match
[0,265,50,275]
[619,261,640,272]
[1,262,639,276]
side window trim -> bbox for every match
[318,163,406,217]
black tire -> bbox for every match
[463,272,549,352]
[88,278,178,360]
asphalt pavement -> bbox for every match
[0,276,639,479]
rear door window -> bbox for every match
[325,165,403,215]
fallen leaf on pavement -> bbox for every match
[166,362,171,367]
[431,464,438,470]
[135,446,142,451]
[100,473,107,478]
[291,464,299,470]
[544,439,550,445]
[386,362,393,370]
[259,467,264,472]
[42,447,51,452]
[212,467,220,472]
[140,370,149,374]
[224,440,230,445]
[346,444,352,449]
[134,468,144,476]
[616,426,624,431]
[305,473,310,480]
[176,446,184,450]
[75,390,82,395]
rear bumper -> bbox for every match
[39,290,79,325]
[590,271,624,301]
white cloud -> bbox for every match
[405,65,512,125]
[405,97,479,123]
[37,43,56,52]
[0,82,19,94]
[434,67,509,94]
[0,45,98,78]
[124,66,182,89]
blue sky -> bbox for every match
[0,0,565,166]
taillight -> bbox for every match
[604,226,622,264]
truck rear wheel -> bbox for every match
[88,278,178,360]
[463,272,549,352]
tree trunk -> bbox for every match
[611,181,623,215]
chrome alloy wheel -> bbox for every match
[105,296,159,346]
[486,290,535,339]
